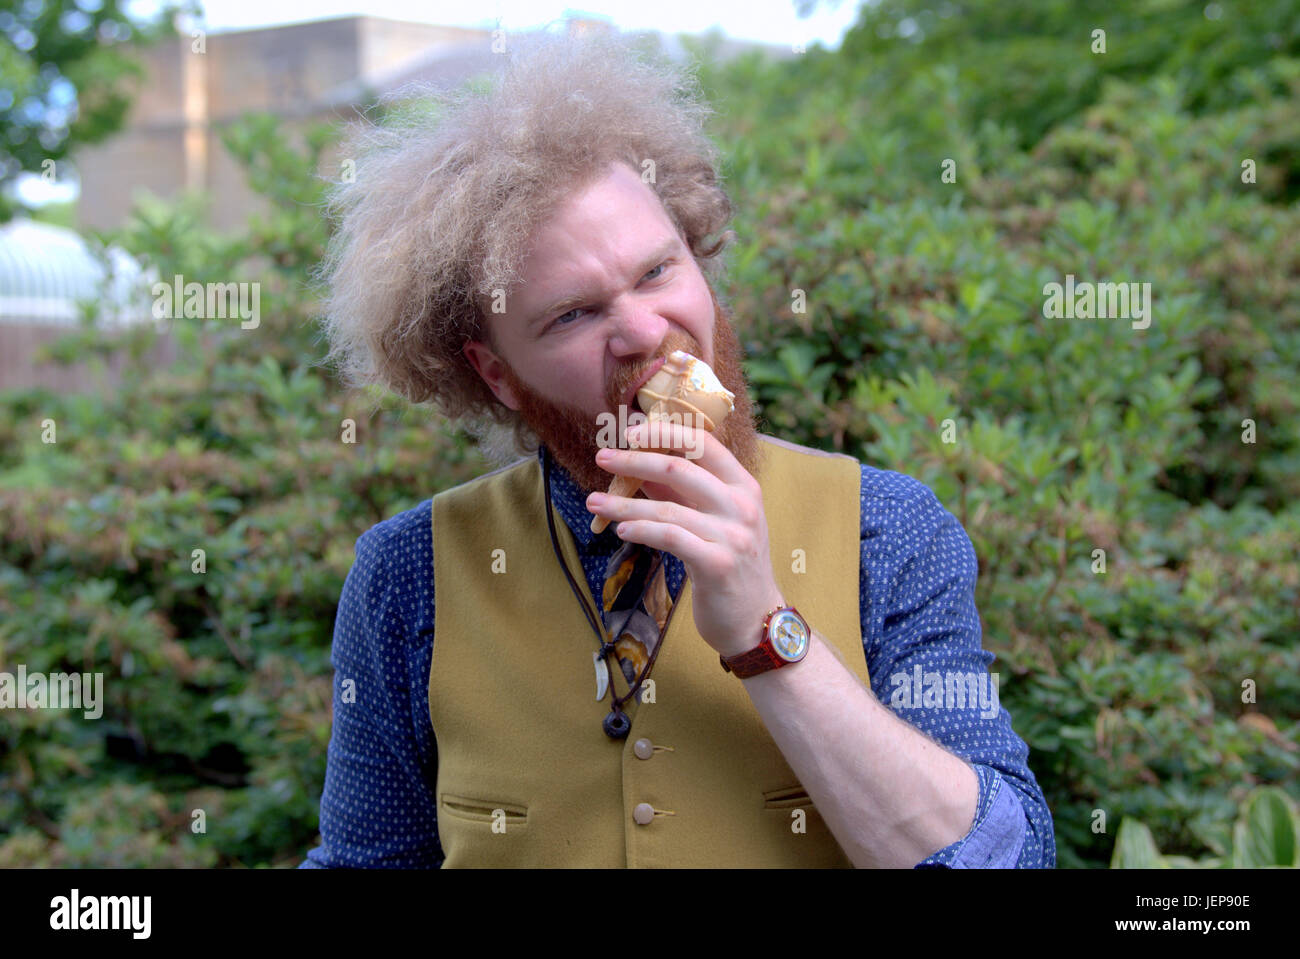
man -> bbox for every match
[302,30,1054,868]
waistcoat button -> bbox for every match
[632,802,655,825]
[633,738,654,760]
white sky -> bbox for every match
[153,0,864,49]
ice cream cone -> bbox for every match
[590,351,735,534]
[591,405,669,534]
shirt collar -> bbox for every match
[538,446,622,552]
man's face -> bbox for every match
[463,160,760,495]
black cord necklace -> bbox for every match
[542,446,682,740]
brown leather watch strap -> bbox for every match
[718,645,781,678]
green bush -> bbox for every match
[1112,786,1299,868]
[694,9,1299,868]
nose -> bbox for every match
[607,296,669,359]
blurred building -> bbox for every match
[73,14,793,234]
[75,17,500,233]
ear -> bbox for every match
[463,338,522,411]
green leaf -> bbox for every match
[778,343,817,381]
[1231,787,1299,868]
[746,358,789,386]
[1111,817,1164,869]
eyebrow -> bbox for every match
[528,237,681,329]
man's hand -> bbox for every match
[586,421,784,658]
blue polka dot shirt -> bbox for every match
[300,445,1056,868]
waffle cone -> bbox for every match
[590,405,671,534]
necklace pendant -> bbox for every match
[593,650,610,701]
[602,708,631,739]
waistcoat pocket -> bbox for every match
[440,793,529,826]
[762,785,815,810]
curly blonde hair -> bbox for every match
[314,29,736,461]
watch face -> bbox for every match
[769,610,809,662]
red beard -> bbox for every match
[500,288,762,496]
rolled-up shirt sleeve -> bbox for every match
[858,466,1056,868]
[300,512,443,868]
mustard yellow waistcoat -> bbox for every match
[429,434,868,867]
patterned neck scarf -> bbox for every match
[597,539,675,696]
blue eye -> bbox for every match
[548,263,669,330]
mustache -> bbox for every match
[604,333,706,409]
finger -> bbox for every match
[595,445,730,515]
[610,514,722,572]
[640,479,697,509]
[586,487,726,544]
[625,420,750,488]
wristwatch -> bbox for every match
[719,603,811,679]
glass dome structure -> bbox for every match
[0,217,152,328]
